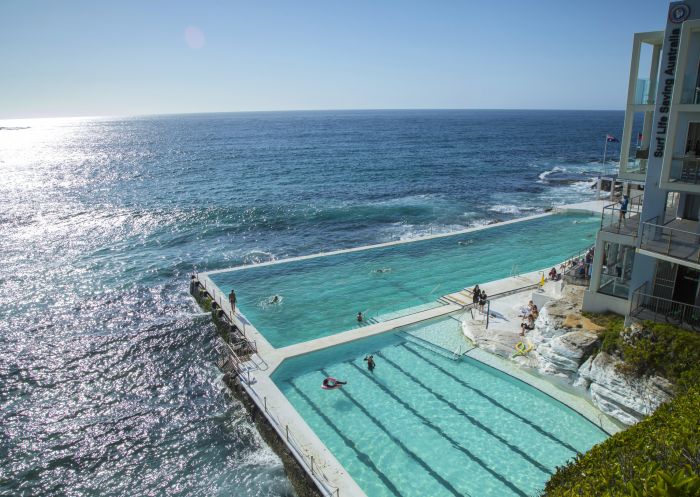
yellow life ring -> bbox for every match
[513,341,533,357]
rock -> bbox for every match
[535,330,599,378]
[577,352,674,425]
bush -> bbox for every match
[585,315,700,393]
[542,386,700,497]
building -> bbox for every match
[583,1,700,328]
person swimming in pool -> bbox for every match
[322,377,347,389]
[364,355,375,372]
[357,311,363,323]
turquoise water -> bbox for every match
[210,213,598,347]
[273,318,608,497]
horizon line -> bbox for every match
[0,106,627,122]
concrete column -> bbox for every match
[589,235,606,292]
[609,177,616,200]
[596,177,602,200]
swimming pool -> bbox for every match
[210,213,598,348]
[272,317,608,497]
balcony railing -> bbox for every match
[598,273,631,299]
[634,78,654,105]
[640,218,700,264]
[680,85,700,104]
[623,158,648,175]
[670,157,700,184]
[600,194,643,235]
[631,283,700,330]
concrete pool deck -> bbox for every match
[194,199,618,497]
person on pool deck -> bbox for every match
[364,355,375,372]
[472,285,480,305]
[357,311,363,323]
[228,289,237,315]
[479,290,487,313]
[520,315,535,336]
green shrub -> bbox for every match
[542,386,700,497]
[584,315,700,390]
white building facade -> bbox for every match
[583,1,700,328]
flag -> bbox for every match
[606,134,619,143]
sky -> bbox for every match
[0,0,671,119]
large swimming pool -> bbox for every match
[273,317,608,497]
[210,213,598,347]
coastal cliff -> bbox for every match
[528,291,674,426]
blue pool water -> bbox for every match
[210,212,598,347]
[273,318,608,497]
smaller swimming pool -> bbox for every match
[273,317,608,497]
[211,213,598,348]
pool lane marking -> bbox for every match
[374,352,553,476]
[400,343,581,455]
[286,381,403,497]
[345,363,529,497]
[319,368,468,497]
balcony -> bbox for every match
[669,157,700,185]
[600,194,643,236]
[631,284,700,331]
[640,217,700,264]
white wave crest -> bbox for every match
[538,166,567,181]
[488,204,522,214]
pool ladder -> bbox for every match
[359,317,380,327]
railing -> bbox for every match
[634,78,654,105]
[598,273,631,299]
[214,340,341,495]
[600,194,643,235]
[670,157,700,184]
[640,220,700,264]
[623,158,648,175]
[559,245,595,286]
[631,285,700,330]
[251,389,342,497]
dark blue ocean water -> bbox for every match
[0,110,622,497]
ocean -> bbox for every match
[0,110,622,496]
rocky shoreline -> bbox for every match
[463,285,674,426]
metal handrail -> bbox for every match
[244,385,342,497]
[631,286,700,328]
[640,220,700,263]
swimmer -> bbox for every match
[261,295,283,307]
[322,377,347,389]
[364,355,375,372]
[371,268,392,274]
[458,240,473,246]
[357,311,364,323]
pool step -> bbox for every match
[397,331,462,361]
[358,317,379,327]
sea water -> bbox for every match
[0,110,623,496]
